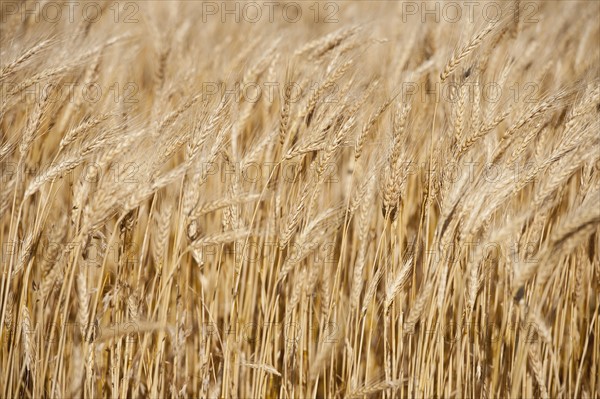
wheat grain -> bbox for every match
[2,3,598,397]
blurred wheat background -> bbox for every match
[1,0,599,398]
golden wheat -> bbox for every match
[1,1,599,398]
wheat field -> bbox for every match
[1,1,599,398]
